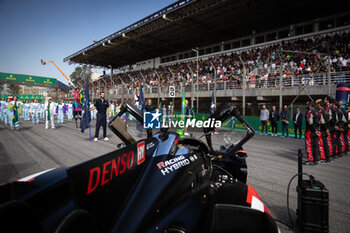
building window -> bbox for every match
[224,43,231,50]
[304,24,313,33]
[337,15,350,26]
[319,19,335,30]
[242,39,250,47]
[232,41,240,48]
[213,46,220,52]
[295,26,303,35]
[278,30,289,39]
[255,35,265,44]
[205,48,212,54]
[266,32,276,41]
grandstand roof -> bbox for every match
[64,0,346,68]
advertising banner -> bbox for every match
[0,72,56,86]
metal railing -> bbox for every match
[106,71,350,97]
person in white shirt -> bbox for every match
[45,97,56,130]
[40,101,45,119]
[0,97,5,122]
[23,100,31,121]
[89,101,95,120]
[260,105,269,135]
[30,99,40,124]
[67,101,73,120]
[56,100,65,124]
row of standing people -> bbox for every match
[260,105,298,137]
[304,97,349,165]
[0,96,101,129]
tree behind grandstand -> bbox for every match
[70,65,92,88]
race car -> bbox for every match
[0,102,279,233]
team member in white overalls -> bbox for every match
[116,103,120,115]
[109,101,115,118]
[23,100,31,121]
[56,100,65,124]
[89,101,96,120]
[45,97,56,129]
[20,99,25,119]
[0,97,5,122]
[67,101,73,120]
[3,98,9,125]
[30,99,40,124]
[39,100,45,119]
[17,99,23,119]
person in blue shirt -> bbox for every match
[293,108,303,138]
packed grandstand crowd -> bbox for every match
[104,31,350,90]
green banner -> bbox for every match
[171,112,305,138]
[0,72,56,85]
[0,94,44,100]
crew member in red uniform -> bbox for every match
[346,103,350,151]
[324,97,335,158]
[335,101,346,155]
[326,97,340,157]
[339,101,349,153]
[304,101,320,165]
[316,99,331,163]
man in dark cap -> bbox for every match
[316,99,331,163]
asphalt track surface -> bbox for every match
[0,118,349,233]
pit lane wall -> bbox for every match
[170,112,305,138]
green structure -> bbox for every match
[0,72,57,86]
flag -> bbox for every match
[139,84,145,111]
[181,88,186,121]
[12,101,18,124]
[137,84,145,132]
[47,101,50,121]
[81,77,91,133]
[209,91,215,115]
[79,90,84,106]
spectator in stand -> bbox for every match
[293,108,303,138]
[269,106,279,136]
[280,105,290,137]
[260,105,269,135]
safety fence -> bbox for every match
[108,71,350,96]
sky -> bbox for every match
[0,0,175,84]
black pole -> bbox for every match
[298,149,303,187]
